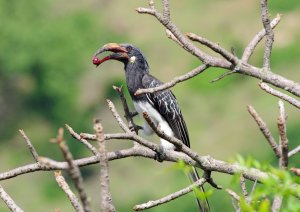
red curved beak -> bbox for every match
[92,43,128,66]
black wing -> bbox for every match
[142,74,190,147]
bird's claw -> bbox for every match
[129,124,143,133]
[128,111,138,118]
[155,145,166,162]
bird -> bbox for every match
[92,43,209,212]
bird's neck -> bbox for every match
[125,64,148,100]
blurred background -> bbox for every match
[0,0,299,211]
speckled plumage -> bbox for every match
[120,44,190,149]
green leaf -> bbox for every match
[240,198,255,212]
[258,199,270,212]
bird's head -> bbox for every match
[92,43,149,71]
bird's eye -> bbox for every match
[127,46,133,52]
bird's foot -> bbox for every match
[129,124,143,133]
[155,145,166,162]
[128,111,138,118]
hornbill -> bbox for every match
[92,43,209,211]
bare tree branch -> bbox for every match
[260,0,274,70]
[133,178,206,211]
[113,85,140,135]
[162,0,170,20]
[0,184,24,212]
[65,124,98,155]
[240,175,248,199]
[0,141,268,183]
[135,64,208,95]
[225,189,241,212]
[166,29,184,47]
[186,32,238,65]
[288,145,300,158]
[272,101,288,211]
[19,129,39,162]
[54,171,84,212]
[225,189,241,202]
[242,14,281,63]
[94,119,116,212]
[247,105,281,158]
[259,82,300,109]
[136,2,300,98]
[148,0,155,10]
[53,128,91,212]
[277,101,288,169]
[210,69,237,83]
[106,99,131,133]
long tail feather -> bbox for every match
[188,167,210,212]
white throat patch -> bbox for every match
[129,56,136,63]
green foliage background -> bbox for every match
[0,0,299,211]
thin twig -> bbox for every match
[260,0,274,70]
[225,189,241,212]
[133,178,206,211]
[210,69,237,83]
[94,119,116,212]
[148,0,155,9]
[272,101,288,211]
[240,175,248,199]
[65,124,98,155]
[166,29,184,47]
[288,145,300,158]
[135,64,209,95]
[186,32,238,65]
[259,82,300,109]
[247,105,281,158]
[0,184,24,212]
[19,129,39,162]
[54,171,84,212]
[242,14,281,63]
[80,133,97,140]
[162,0,170,20]
[277,101,288,169]
[54,128,91,212]
[231,198,241,212]
[113,85,139,135]
[225,189,240,202]
[106,99,131,133]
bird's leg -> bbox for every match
[124,110,141,134]
[129,124,143,134]
[128,111,138,118]
[154,145,166,162]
